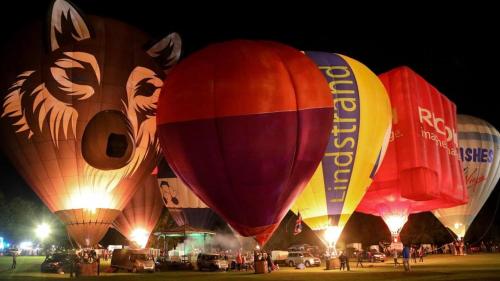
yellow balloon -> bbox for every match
[291,52,392,245]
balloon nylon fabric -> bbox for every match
[357,66,468,220]
[157,158,223,230]
[291,52,392,234]
[157,40,333,244]
[0,0,176,246]
[113,175,164,241]
[433,115,500,237]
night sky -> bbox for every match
[0,1,498,240]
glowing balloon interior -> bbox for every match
[323,226,342,247]
[130,228,150,248]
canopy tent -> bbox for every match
[154,225,216,237]
[154,225,215,258]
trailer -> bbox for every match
[271,250,289,265]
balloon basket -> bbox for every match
[325,258,340,270]
[254,260,268,274]
[76,262,99,276]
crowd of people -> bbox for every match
[210,240,499,274]
[4,240,499,275]
[218,249,279,273]
[68,249,101,277]
[439,240,499,255]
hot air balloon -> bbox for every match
[0,0,181,247]
[157,40,333,246]
[113,175,164,248]
[433,115,500,239]
[290,52,392,251]
[356,66,468,242]
[157,158,222,230]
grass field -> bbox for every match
[1,254,500,281]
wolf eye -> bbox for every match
[67,67,96,85]
[53,56,99,86]
[136,79,159,97]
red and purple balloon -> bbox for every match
[156,40,333,245]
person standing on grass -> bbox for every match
[236,251,243,271]
[402,246,411,272]
[411,246,417,263]
[393,249,399,267]
[356,250,364,268]
[418,247,424,262]
[339,251,346,271]
[11,251,17,269]
[266,252,273,273]
[241,255,247,271]
[70,255,75,278]
[346,253,351,271]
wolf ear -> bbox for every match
[47,0,93,51]
[146,32,182,74]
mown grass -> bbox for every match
[1,253,500,281]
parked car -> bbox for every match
[155,256,194,271]
[365,249,386,262]
[287,244,321,256]
[376,249,388,261]
[196,253,228,271]
[285,252,321,267]
[40,253,75,273]
[110,249,155,273]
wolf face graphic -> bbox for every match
[0,0,181,246]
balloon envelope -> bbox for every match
[291,52,392,245]
[157,158,223,230]
[157,40,333,245]
[356,66,468,236]
[0,0,180,246]
[113,175,164,248]
[433,115,500,237]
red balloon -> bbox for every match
[157,40,333,245]
[357,67,468,236]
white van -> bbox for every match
[110,249,155,273]
[271,250,289,265]
[285,252,321,267]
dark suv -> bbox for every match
[40,253,76,273]
[155,256,194,271]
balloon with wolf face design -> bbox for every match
[0,0,181,247]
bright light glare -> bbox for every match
[382,214,408,236]
[453,222,465,238]
[323,226,341,246]
[67,187,113,211]
[130,228,149,248]
[35,223,51,241]
[20,241,33,250]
